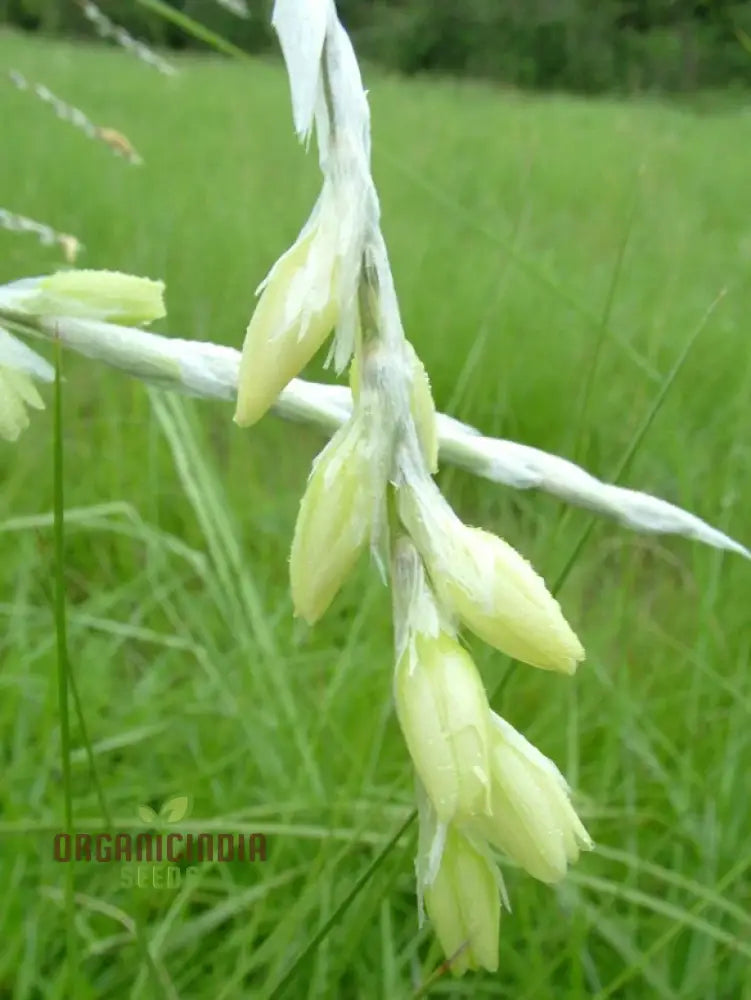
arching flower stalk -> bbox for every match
[3,286,748,559]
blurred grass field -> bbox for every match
[1,26,751,1000]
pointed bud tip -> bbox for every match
[291,599,320,627]
[232,400,262,428]
[559,639,586,675]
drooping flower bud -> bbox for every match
[399,478,584,673]
[290,416,372,623]
[0,327,53,441]
[28,270,165,326]
[234,193,339,427]
[392,539,492,823]
[395,630,492,823]
[416,788,500,976]
[0,367,45,441]
[472,713,592,884]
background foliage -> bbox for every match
[3,0,751,92]
[1,20,751,996]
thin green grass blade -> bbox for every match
[572,181,641,461]
[378,147,658,381]
[555,286,725,590]
[51,349,166,999]
[66,668,112,828]
[265,811,415,998]
[572,871,751,959]
[52,338,76,992]
[149,392,276,655]
[493,287,725,705]
[136,0,250,60]
[24,514,112,827]
[592,856,751,999]
[576,897,679,1000]
[594,845,751,929]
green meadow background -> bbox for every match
[1,27,750,1000]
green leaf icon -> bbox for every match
[160,795,189,824]
[138,804,158,825]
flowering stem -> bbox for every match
[2,302,746,558]
[135,0,248,59]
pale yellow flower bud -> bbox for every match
[473,713,592,884]
[395,629,492,823]
[400,482,584,673]
[0,328,53,441]
[289,417,371,624]
[423,825,500,975]
[0,367,45,441]
[32,270,165,326]
[441,524,584,673]
[234,217,338,428]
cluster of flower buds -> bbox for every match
[391,535,591,973]
[239,296,592,970]
[230,0,593,974]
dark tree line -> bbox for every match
[3,0,751,92]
